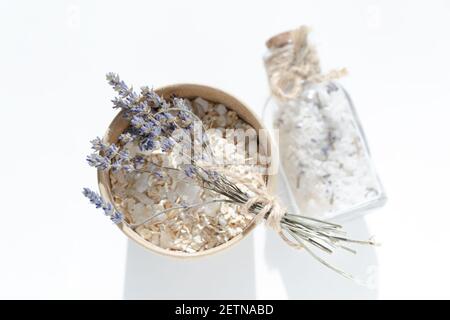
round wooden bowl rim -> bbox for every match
[97,83,275,258]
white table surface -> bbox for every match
[1,0,449,299]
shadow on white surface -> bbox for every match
[260,166,380,299]
[123,234,256,299]
[265,218,379,299]
[124,170,379,299]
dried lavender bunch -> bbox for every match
[82,188,124,224]
[83,73,375,278]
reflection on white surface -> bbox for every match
[124,169,378,299]
[264,220,378,299]
[264,169,379,299]
[124,235,256,299]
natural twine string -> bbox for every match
[215,168,281,228]
[243,193,303,249]
[243,195,283,232]
[265,25,347,101]
[221,168,303,249]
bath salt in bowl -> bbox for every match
[97,84,275,258]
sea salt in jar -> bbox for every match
[263,27,386,220]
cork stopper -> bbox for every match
[265,30,293,49]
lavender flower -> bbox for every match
[131,115,146,129]
[118,132,134,144]
[172,97,189,110]
[141,86,163,107]
[106,72,130,97]
[139,136,156,151]
[104,144,119,159]
[82,188,124,224]
[122,164,135,172]
[87,154,110,170]
[117,150,130,162]
[111,162,122,172]
[111,97,127,110]
[155,111,175,123]
[107,73,140,111]
[172,98,191,122]
[110,150,134,172]
[133,155,145,169]
[161,137,175,152]
[149,126,161,137]
[83,187,103,208]
[129,102,146,114]
[102,202,114,216]
[90,137,107,151]
[184,164,195,178]
[110,211,125,224]
[140,120,157,135]
[124,90,139,105]
[153,170,163,179]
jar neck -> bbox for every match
[264,26,346,101]
[266,30,294,51]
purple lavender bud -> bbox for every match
[184,164,195,178]
[164,112,175,121]
[173,97,189,110]
[90,137,107,151]
[133,155,145,169]
[130,102,146,114]
[106,73,128,94]
[82,188,103,208]
[106,73,138,106]
[166,122,177,131]
[117,150,130,162]
[102,202,114,216]
[106,72,120,86]
[82,188,124,224]
[207,170,220,182]
[184,122,194,130]
[149,126,161,137]
[86,154,111,170]
[122,164,135,172]
[124,90,139,106]
[179,111,189,122]
[131,115,146,128]
[111,162,122,172]
[104,144,119,159]
[161,138,175,152]
[139,136,155,151]
[153,171,163,179]
[118,133,134,144]
[140,120,156,135]
[141,87,163,107]
[110,211,124,224]
[112,97,128,110]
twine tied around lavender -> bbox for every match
[265,25,347,101]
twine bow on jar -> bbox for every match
[264,25,347,101]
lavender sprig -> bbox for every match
[86,154,110,170]
[90,137,107,151]
[82,188,124,224]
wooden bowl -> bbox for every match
[97,84,275,258]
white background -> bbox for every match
[1,0,449,299]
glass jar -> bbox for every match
[263,29,386,220]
